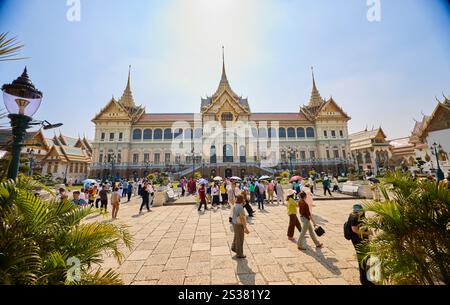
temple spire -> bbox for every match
[220,46,229,84]
[119,65,135,107]
[308,66,324,107]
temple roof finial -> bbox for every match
[221,46,228,83]
[119,65,135,107]
[308,66,324,107]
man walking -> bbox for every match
[323,175,332,196]
[267,180,275,204]
[231,195,250,259]
[257,181,266,210]
[98,184,109,212]
[198,183,207,212]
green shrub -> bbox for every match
[0,176,133,285]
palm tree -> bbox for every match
[358,170,450,284]
[0,176,133,285]
[0,32,25,62]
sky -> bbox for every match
[1,0,450,140]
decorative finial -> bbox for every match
[221,46,228,83]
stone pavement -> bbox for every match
[95,196,361,285]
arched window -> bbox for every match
[132,129,142,140]
[279,127,286,138]
[251,128,258,137]
[164,128,173,140]
[221,112,233,122]
[287,127,296,138]
[143,129,152,140]
[297,127,305,138]
[258,127,267,138]
[154,129,162,140]
[306,127,315,138]
[185,128,193,139]
[174,128,183,139]
[240,146,246,163]
[223,144,233,162]
[268,127,276,138]
[194,128,203,139]
[210,145,217,164]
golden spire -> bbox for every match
[119,65,135,107]
[308,67,324,107]
[220,46,229,84]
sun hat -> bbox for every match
[353,203,364,212]
[286,189,296,198]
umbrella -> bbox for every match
[259,175,271,181]
[368,177,380,183]
[83,179,96,185]
[198,178,208,185]
[230,176,241,181]
[290,176,302,182]
[213,176,223,181]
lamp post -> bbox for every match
[28,148,35,176]
[2,68,42,180]
[287,146,295,174]
[430,142,445,181]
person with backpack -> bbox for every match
[249,180,256,204]
[344,203,374,285]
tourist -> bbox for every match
[347,203,374,285]
[139,182,151,213]
[127,182,133,202]
[79,188,87,201]
[293,180,301,195]
[241,182,255,217]
[267,180,275,204]
[275,181,284,204]
[180,177,186,197]
[111,187,121,219]
[323,176,332,196]
[148,182,155,208]
[198,183,208,212]
[72,191,87,206]
[249,180,256,205]
[286,189,301,241]
[257,180,266,210]
[228,182,237,222]
[303,183,314,214]
[122,180,129,198]
[98,184,109,212]
[297,191,323,250]
[138,179,143,196]
[211,182,220,209]
[308,176,314,194]
[231,195,250,259]
[206,182,212,206]
[88,185,96,206]
[332,176,340,192]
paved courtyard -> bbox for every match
[96,196,361,285]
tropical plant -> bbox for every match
[358,170,450,284]
[0,32,25,62]
[0,176,133,285]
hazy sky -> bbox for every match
[1,0,449,140]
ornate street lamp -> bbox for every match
[287,146,295,174]
[2,68,42,180]
[430,142,445,181]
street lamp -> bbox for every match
[191,148,195,178]
[287,146,295,174]
[430,142,445,181]
[2,68,42,180]
[27,148,35,176]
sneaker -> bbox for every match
[298,247,307,251]
[316,243,323,248]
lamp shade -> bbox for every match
[2,67,43,117]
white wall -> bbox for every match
[427,129,450,154]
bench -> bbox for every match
[342,184,359,196]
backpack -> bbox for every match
[343,214,353,240]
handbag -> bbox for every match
[314,225,325,237]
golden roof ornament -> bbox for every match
[119,65,135,107]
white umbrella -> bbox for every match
[198,178,208,185]
[259,175,271,181]
[230,176,241,181]
[213,176,223,181]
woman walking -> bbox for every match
[297,191,323,250]
[276,181,284,204]
[286,189,301,241]
[220,182,228,206]
[139,182,151,214]
[111,187,121,219]
[211,182,220,209]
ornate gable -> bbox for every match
[92,97,133,122]
[316,98,350,121]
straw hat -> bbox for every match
[285,189,296,199]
